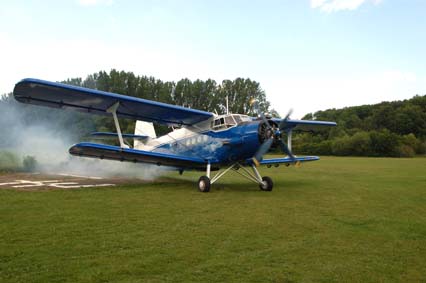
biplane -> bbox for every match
[13,78,336,192]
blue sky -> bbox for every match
[1,0,425,118]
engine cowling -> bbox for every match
[257,120,279,145]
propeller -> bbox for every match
[277,108,295,160]
[279,108,293,130]
[253,138,274,166]
[250,99,297,166]
[250,98,270,128]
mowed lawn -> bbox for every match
[1,157,425,283]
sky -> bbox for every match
[1,0,425,118]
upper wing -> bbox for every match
[13,78,214,126]
[272,118,337,131]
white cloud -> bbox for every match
[310,0,382,13]
[77,0,114,7]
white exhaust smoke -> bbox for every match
[0,99,166,181]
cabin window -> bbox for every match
[212,115,241,131]
[212,117,227,130]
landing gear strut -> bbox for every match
[198,162,273,192]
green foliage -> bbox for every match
[56,69,271,138]
[397,144,415,157]
[0,150,20,172]
[0,152,37,172]
[0,92,96,146]
[2,69,425,158]
[82,70,269,117]
[1,70,271,153]
[297,95,426,157]
[22,155,37,172]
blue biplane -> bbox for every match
[13,78,336,192]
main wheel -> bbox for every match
[259,176,273,191]
[198,176,211,192]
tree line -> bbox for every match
[61,69,273,136]
[0,69,272,146]
[1,69,425,158]
[293,95,426,157]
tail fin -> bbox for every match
[134,121,156,148]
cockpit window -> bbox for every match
[238,115,251,122]
[225,116,236,126]
[212,114,250,131]
[233,115,242,123]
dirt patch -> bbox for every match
[0,172,151,191]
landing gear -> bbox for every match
[198,176,211,192]
[259,176,273,191]
[197,162,274,192]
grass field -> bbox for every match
[1,156,426,282]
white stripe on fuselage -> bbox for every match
[134,120,212,151]
[134,113,252,152]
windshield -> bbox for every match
[211,114,250,131]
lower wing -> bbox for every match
[69,142,208,170]
[259,156,319,166]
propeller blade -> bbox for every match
[252,138,273,166]
[279,108,293,130]
[260,113,272,130]
[284,108,293,120]
[251,98,272,129]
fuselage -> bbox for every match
[136,114,265,167]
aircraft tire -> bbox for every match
[198,176,211,192]
[260,176,273,191]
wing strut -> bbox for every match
[287,129,293,152]
[107,102,129,149]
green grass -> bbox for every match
[1,157,426,282]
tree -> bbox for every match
[217,78,268,115]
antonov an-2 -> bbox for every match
[13,78,336,192]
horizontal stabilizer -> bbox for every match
[69,142,207,169]
[90,132,149,139]
[13,78,214,126]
